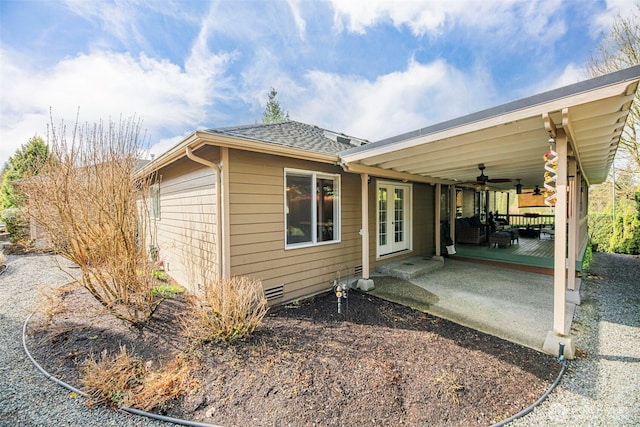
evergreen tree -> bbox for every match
[1,135,49,209]
[262,87,289,124]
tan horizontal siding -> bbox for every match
[153,155,220,291]
[229,203,282,215]
[228,149,361,304]
[232,231,282,246]
[232,193,280,204]
[231,222,283,235]
[231,212,282,225]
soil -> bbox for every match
[26,278,561,427]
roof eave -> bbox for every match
[138,131,340,176]
[340,65,640,163]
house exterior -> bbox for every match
[141,122,436,303]
[140,65,640,356]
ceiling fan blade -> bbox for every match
[487,178,512,183]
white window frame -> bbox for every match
[150,183,160,220]
[284,168,341,249]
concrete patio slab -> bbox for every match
[375,256,443,280]
[369,258,576,354]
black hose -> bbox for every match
[25,308,568,427]
[22,312,223,427]
[490,358,568,427]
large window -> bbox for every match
[285,169,340,247]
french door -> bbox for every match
[377,182,412,257]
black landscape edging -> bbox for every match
[22,312,222,427]
[24,309,567,427]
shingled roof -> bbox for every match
[202,121,367,155]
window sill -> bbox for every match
[285,239,341,250]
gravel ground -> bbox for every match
[0,251,638,426]
[512,252,640,426]
[0,253,167,427]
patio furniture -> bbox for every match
[539,225,555,239]
[518,226,540,238]
[489,231,512,248]
[455,216,488,244]
[504,228,519,244]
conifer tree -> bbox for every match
[262,87,289,123]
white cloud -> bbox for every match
[64,0,148,51]
[328,0,564,41]
[591,0,632,36]
[293,59,495,141]
[287,0,307,39]
[0,46,233,164]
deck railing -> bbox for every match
[497,213,555,228]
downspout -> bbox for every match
[186,146,223,281]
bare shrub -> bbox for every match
[182,276,269,343]
[434,371,466,405]
[18,114,161,324]
[81,346,198,411]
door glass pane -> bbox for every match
[394,188,404,243]
[317,177,335,242]
[286,174,312,244]
[378,188,387,246]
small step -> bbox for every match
[376,256,444,280]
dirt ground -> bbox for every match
[26,278,560,427]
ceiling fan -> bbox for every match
[462,164,512,186]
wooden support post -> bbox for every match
[568,158,578,291]
[357,173,375,291]
[449,185,456,244]
[361,173,370,279]
[553,130,568,335]
[435,183,441,257]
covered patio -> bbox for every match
[369,257,579,354]
[342,66,640,358]
[453,236,562,272]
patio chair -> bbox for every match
[455,216,488,244]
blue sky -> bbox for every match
[0,0,628,166]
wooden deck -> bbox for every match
[451,236,579,274]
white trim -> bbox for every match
[221,147,231,278]
[149,183,161,220]
[284,168,341,250]
[340,79,637,163]
[376,180,413,258]
[360,173,370,279]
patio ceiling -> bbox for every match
[340,66,640,190]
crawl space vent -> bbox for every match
[264,284,284,300]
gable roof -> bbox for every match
[203,121,367,155]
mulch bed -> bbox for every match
[26,281,560,426]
